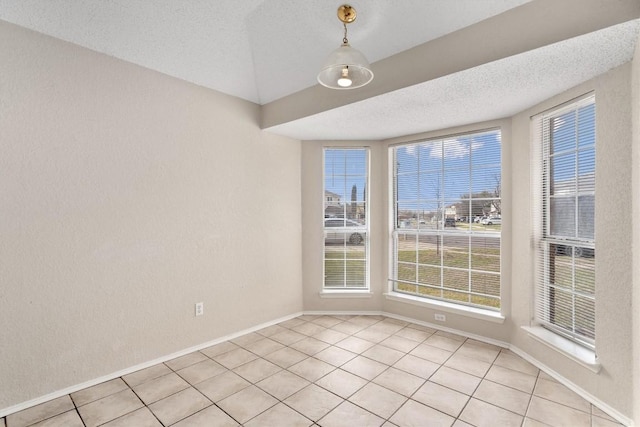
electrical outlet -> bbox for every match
[434,313,446,322]
[195,302,204,316]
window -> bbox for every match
[533,95,596,349]
[323,148,369,289]
[390,129,501,310]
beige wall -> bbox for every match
[510,63,635,418]
[2,15,638,425]
[0,21,302,409]
[632,34,640,425]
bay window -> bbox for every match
[390,129,502,310]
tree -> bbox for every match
[363,183,367,221]
[350,184,357,219]
[491,174,501,215]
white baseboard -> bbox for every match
[302,309,384,316]
[305,310,630,426]
[1,310,633,427]
[0,311,302,419]
[380,311,510,349]
[509,345,632,427]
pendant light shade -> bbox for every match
[317,5,373,90]
[317,42,374,89]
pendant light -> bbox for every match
[317,5,374,90]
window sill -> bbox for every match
[383,292,505,324]
[320,290,373,298]
[521,326,600,373]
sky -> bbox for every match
[322,131,502,219]
[323,103,594,222]
[394,130,501,215]
[324,148,368,203]
[550,102,595,184]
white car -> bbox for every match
[324,218,365,244]
[481,216,501,225]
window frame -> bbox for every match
[388,128,502,312]
[322,147,370,291]
[533,93,596,350]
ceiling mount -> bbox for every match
[337,5,357,24]
[317,4,374,90]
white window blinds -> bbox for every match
[532,94,596,349]
[390,129,501,310]
[323,148,369,289]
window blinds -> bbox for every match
[391,129,501,310]
[323,148,369,289]
[532,94,596,348]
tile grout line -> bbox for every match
[447,336,486,425]
[122,378,164,427]
[255,315,390,425]
[522,370,542,427]
[460,348,532,425]
[389,330,459,423]
[12,315,615,427]
[22,317,475,426]
[257,318,611,426]
[69,394,88,427]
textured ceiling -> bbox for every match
[0,0,530,105]
[266,19,640,140]
[0,0,638,141]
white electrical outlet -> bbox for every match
[434,313,446,322]
[195,302,204,316]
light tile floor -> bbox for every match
[3,315,624,427]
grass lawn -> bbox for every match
[323,240,503,309]
[395,247,500,309]
[542,252,595,339]
[324,247,367,288]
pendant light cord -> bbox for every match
[343,23,349,44]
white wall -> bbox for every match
[0,21,302,410]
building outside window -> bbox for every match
[323,148,369,289]
[390,129,502,310]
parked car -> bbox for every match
[554,244,594,258]
[481,216,501,225]
[444,218,456,227]
[324,218,365,245]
